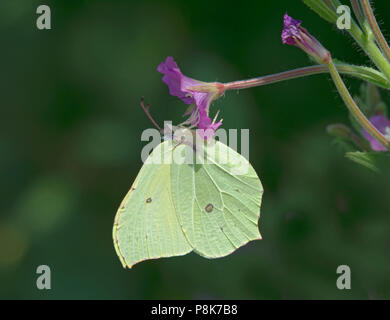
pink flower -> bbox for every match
[157,57,225,138]
[362,115,390,151]
[282,14,331,64]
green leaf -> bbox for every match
[303,0,339,23]
[333,60,390,90]
[346,151,390,172]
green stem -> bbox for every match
[309,0,390,81]
[360,0,390,63]
[328,58,390,150]
[350,0,365,27]
[365,41,390,80]
[346,9,390,81]
[222,64,390,90]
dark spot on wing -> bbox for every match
[205,203,214,213]
[146,197,152,203]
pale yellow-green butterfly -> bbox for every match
[113,123,263,269]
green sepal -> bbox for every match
[374,102,388,117]
[346,151,390,172]
[327,123,368,151]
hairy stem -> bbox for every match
[350,0,365,27]
[345,14,390,81]
[360,0,390,63]
[328,58,390,150]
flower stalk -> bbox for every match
[221,63,390,91]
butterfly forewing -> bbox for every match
[113,141,192,268]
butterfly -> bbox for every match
[113,102,263,268]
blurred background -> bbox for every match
[1,0,390,299]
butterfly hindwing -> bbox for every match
[171,140,263,259]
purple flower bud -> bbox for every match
[282,14,331,64]
[362,115,390,151]
[157,57,224,138]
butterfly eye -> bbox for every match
[146,197,152,203]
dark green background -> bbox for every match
[1,0,390,299]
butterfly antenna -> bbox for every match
[140,97,162,131]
